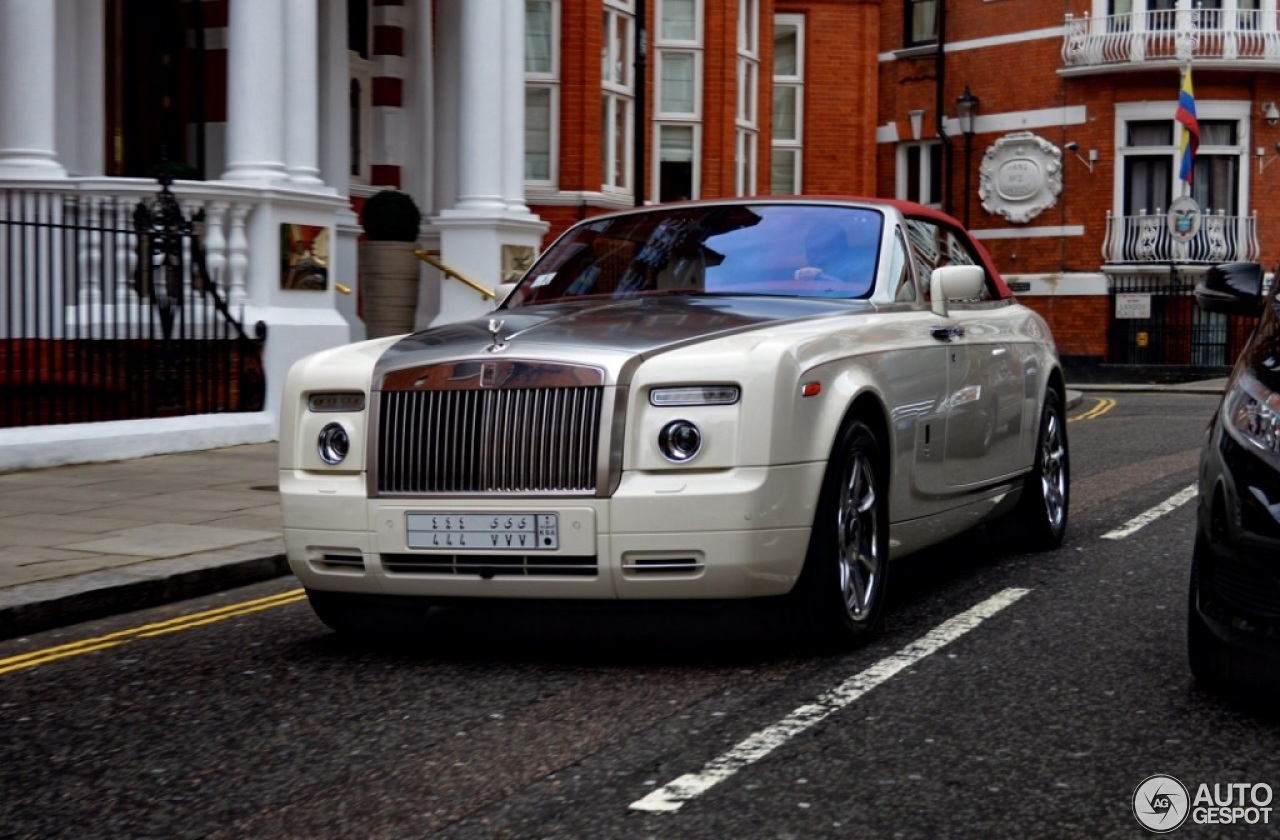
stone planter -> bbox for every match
[359,241,421,338]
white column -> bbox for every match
[502,1,531,215]
[431,0,547,328]
[222,0,288,183]
[405,0,436,211]
[285,0,324,186]
[453,0,506,212]
[318,0,352,191]
[433,0,461,212]
[0,0,66,177]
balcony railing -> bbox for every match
[1102,209,1259,265]
[1063,9,1280,70]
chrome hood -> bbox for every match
[375,295,867,380]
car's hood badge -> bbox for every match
[485,318,508,353]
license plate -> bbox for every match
[406,512,560,551]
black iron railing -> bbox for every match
[0,179,266,428]
[1107,272,1256,368]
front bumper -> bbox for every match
[1193,423,1280,658]
[281,461,826,601]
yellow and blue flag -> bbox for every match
[1176,66,1200,185]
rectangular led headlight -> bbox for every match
[649,386,740,407]
[307,392,366,412]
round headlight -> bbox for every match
[317,422,351,465]
[658,419,702,462]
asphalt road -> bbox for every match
[3,391,1276,840]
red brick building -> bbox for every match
[3,0,1275,467]
[528,0,1280,376]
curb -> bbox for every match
[0,540,288,641]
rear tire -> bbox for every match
[1017,384,1069,550]
[787,417,889,647]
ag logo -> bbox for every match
[1134,774,1190,833]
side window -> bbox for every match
[905,218,942,280]
[939,229,980,269]
[904,218,987,300]
[890,228,918,303]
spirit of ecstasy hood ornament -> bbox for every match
[485,318,508,353]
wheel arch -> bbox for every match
[822,390,893,485]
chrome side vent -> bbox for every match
[309,552,366,573]
[621,555,705,575]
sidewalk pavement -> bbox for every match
[0,378,1232,641]
[0,443,285,639]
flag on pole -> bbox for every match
[1176,66,1200,186]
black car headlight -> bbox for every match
[1224,370,1280,469]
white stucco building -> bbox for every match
[0,0,543,469]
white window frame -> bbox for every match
[653,0,704,201]
[895,141,943,208]
[1112,100,1251,216]
[655,123,702,202]
[603,0,635,194]
[735,0,760,196]
[771,14,804,194]
[525,0,560,187]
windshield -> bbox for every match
[504,203,884,308]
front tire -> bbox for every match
[1187,548,1227,689]
[1186,519,1273,692]
[305,589,431,641]
[1017,384,1069,549]
[788,418,889,647]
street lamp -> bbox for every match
[956,86,979,227]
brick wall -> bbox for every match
[1020,296,1111,359]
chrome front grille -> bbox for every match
[377,385,604,494]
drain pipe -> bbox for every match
[937,1,953,217]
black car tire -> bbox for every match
[1186,537,1273,692]
[788,417,889,647]
[305,589,430,640]
[1187,554,1227,689]
[1015,384,1070,550]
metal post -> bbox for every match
[963,134,972,228]
[633,0,647,206]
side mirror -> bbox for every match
[930,265,986,317]
[1195,262,1265,317]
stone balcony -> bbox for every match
[1062,8,1280,75]
[1101,209,1260,267]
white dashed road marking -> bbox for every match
[629,587,1032,813]
[1101,484,1197,541]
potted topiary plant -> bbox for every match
[358,189,422,338]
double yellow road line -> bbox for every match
[0,588,305,677]
[1071,396,1117,422]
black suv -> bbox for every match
[1189,261,1280,691]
